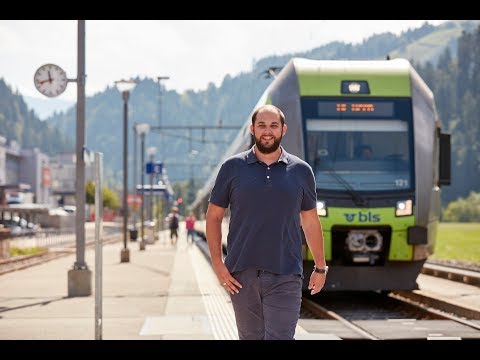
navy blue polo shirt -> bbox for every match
[208,146,317,275]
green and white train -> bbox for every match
[192,57,451,291]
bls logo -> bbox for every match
[344,212,380,223]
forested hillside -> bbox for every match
[415,25,480,202]
[0,79,72,154]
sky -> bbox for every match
[0,20,447,106]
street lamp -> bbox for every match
[115,78,137,263]
[147,146,157,223]
[136,122,150,251]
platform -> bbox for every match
[0,229,335,340]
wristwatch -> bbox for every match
[313,265,329,275]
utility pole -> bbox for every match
[157,76,169,149]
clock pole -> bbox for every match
[68,19,92,297]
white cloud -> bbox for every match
[0,20,446,104]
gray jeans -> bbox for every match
[229,268,303,340]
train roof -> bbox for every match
[291,57,412,73]
[290,57,414,97]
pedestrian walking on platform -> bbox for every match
[185,211,196,244]
[206,104,327,340]
[168,206,179,246]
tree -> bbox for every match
[103,187,121,210]
[85,180,120,209]
[442,192,480,222]
[86,181,95,205]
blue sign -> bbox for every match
[146,162,163,174]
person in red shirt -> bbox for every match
[185,211,196,244]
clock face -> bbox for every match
[34,64,68,97]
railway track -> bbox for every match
[301,290,480,339]
[421,261,480,286]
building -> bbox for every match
[1,135,96,209]
[0,136,47,205]
[50,150,95,206]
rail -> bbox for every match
[422,262,480,286]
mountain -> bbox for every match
[23,96,75,121]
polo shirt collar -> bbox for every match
[246,145,290,165]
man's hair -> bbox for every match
[251,104,285,126]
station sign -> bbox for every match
[146,162,163,174]
[136,184,167,194]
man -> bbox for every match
[168,207,179,245]
[206,104,327,340]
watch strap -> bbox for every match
[313,265,328,274]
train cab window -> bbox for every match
[354,144,374,160]
[303,97,414,192]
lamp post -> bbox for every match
[132,122,138,237]
[115,79,137,263]
[136,122,150,250]
[147,146,157,222]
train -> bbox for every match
[191,57,451,292]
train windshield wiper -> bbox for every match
[327,170,367,207]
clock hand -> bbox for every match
[48,71,52,83]
[38,79,50,85]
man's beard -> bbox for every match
[254,134,282,154]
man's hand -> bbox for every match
[308,271,326,295]
[213,261,242,294]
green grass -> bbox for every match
[9,247,47,257]
[431,223,480,263]
[390,28,463,65]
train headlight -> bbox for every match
[316,200,327,217]
[396,199,413,217]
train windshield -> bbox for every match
[303,98,413,192]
